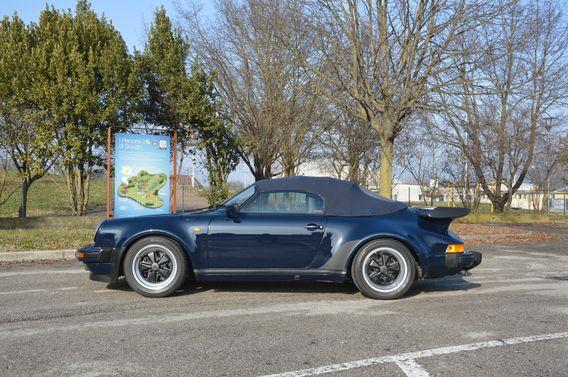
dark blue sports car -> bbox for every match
[76,176,481,299]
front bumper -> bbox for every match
[76,244,119,283]
[445,251,482,270]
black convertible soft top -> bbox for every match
[255,176,407,216]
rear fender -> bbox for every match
[346,233,425,278]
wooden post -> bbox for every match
[172,131,178,214]
[106,126,128,219]
[106,127,112,219]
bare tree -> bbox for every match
[441,151,482,209]
[396,120,442,205]
[434,0,568,212]
[527,116,566,211]
[277,84,328,177]
[561,137,568,185]
[180,0,323,180]
[316,109,380,185]
[280,0,497,197]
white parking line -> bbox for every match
[93,289,114,293]
[0,287,78,295]
[396,359,430,377]
[259,332,568,377]
[0,289,46,296]
[0,269,86,278]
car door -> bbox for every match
[207,190,326,269]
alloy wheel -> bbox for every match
[362,247,408,293]
[132,244,178,291]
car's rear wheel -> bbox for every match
[351,239,416,300]
[124,236,187,298]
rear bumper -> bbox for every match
[445,251,482,270]
[76,244,120,283]
[421,251,482,277]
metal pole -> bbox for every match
[192,158,195,188]
[547,175,550,214]
[408,186,410,205]
[182,184,185,212]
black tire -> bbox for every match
[124,236,188,298]
[351,239,416,300]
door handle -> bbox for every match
[305,223,323,231]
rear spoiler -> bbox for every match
[412,206,470,220]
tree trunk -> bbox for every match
[65,165,78,215]
[378,136,394,199]
[18,180,29,219]
[491,195,507,213]
[347,154,360,184]
[64,163,91,216]
[252,158,272,181]
[505,187,514,212]
[82,170,91,215]
[282,152,296,177]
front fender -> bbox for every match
[121,229,196,256]
[118,229,198,274]
[94,213,213,278]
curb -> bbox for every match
[0,249,76,263]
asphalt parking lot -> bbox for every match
[1,227,567,376]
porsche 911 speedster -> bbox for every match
[76,176,481,299]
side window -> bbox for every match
[242,191,324,214]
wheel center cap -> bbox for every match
[379,266,388,273]
[151,263,159,271]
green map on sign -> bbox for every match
[118,170,168,208]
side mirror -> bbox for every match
[226,204,240,219]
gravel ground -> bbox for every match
[0,225,567,377]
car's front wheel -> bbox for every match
[124,236,187,298]
[351,239,416,300]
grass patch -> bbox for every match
[409,201,567,223]
[456,211,567,224]
[0,173,106,217]
[0,216,104,251]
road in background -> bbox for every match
[1,232,567,376]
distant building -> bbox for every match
[552,186,568,199]
[177,174,204,188]
[392,182,422,203]
[551,187,568,214]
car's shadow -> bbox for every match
[106,278,360,296]
[106,273,481,298]
[406,273,481,297]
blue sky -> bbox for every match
[0,1,214,52]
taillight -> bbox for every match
[446,244,464,254]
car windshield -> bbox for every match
[222,184,256,207]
